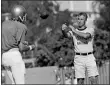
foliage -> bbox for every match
[93,1,110,64]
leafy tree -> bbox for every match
[92,1,110,66]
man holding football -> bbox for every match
[62,12,99,84]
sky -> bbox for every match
[56,1,93,12]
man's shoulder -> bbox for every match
[15,21,27,30]
[2,20,13,24]
[2,20,16,28]
[15,21,26,26]
[86,27,94,32]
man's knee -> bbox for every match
[89,76,98,84]
[77,78,85,85]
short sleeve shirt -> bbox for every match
[2,20,27,53]
[69,27,94,53]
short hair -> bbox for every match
[78,12,88,21]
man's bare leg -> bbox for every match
[77,78,85,85]
[89,76,98,84]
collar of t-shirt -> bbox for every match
[77,26,87,31]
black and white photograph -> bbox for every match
[1,0,110,85]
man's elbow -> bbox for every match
[84,33,91,39]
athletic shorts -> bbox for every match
[74,54,99,78]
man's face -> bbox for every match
[78,15,86,27]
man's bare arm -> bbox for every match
[18,42,35,52]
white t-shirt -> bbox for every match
[69,27,94,53]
